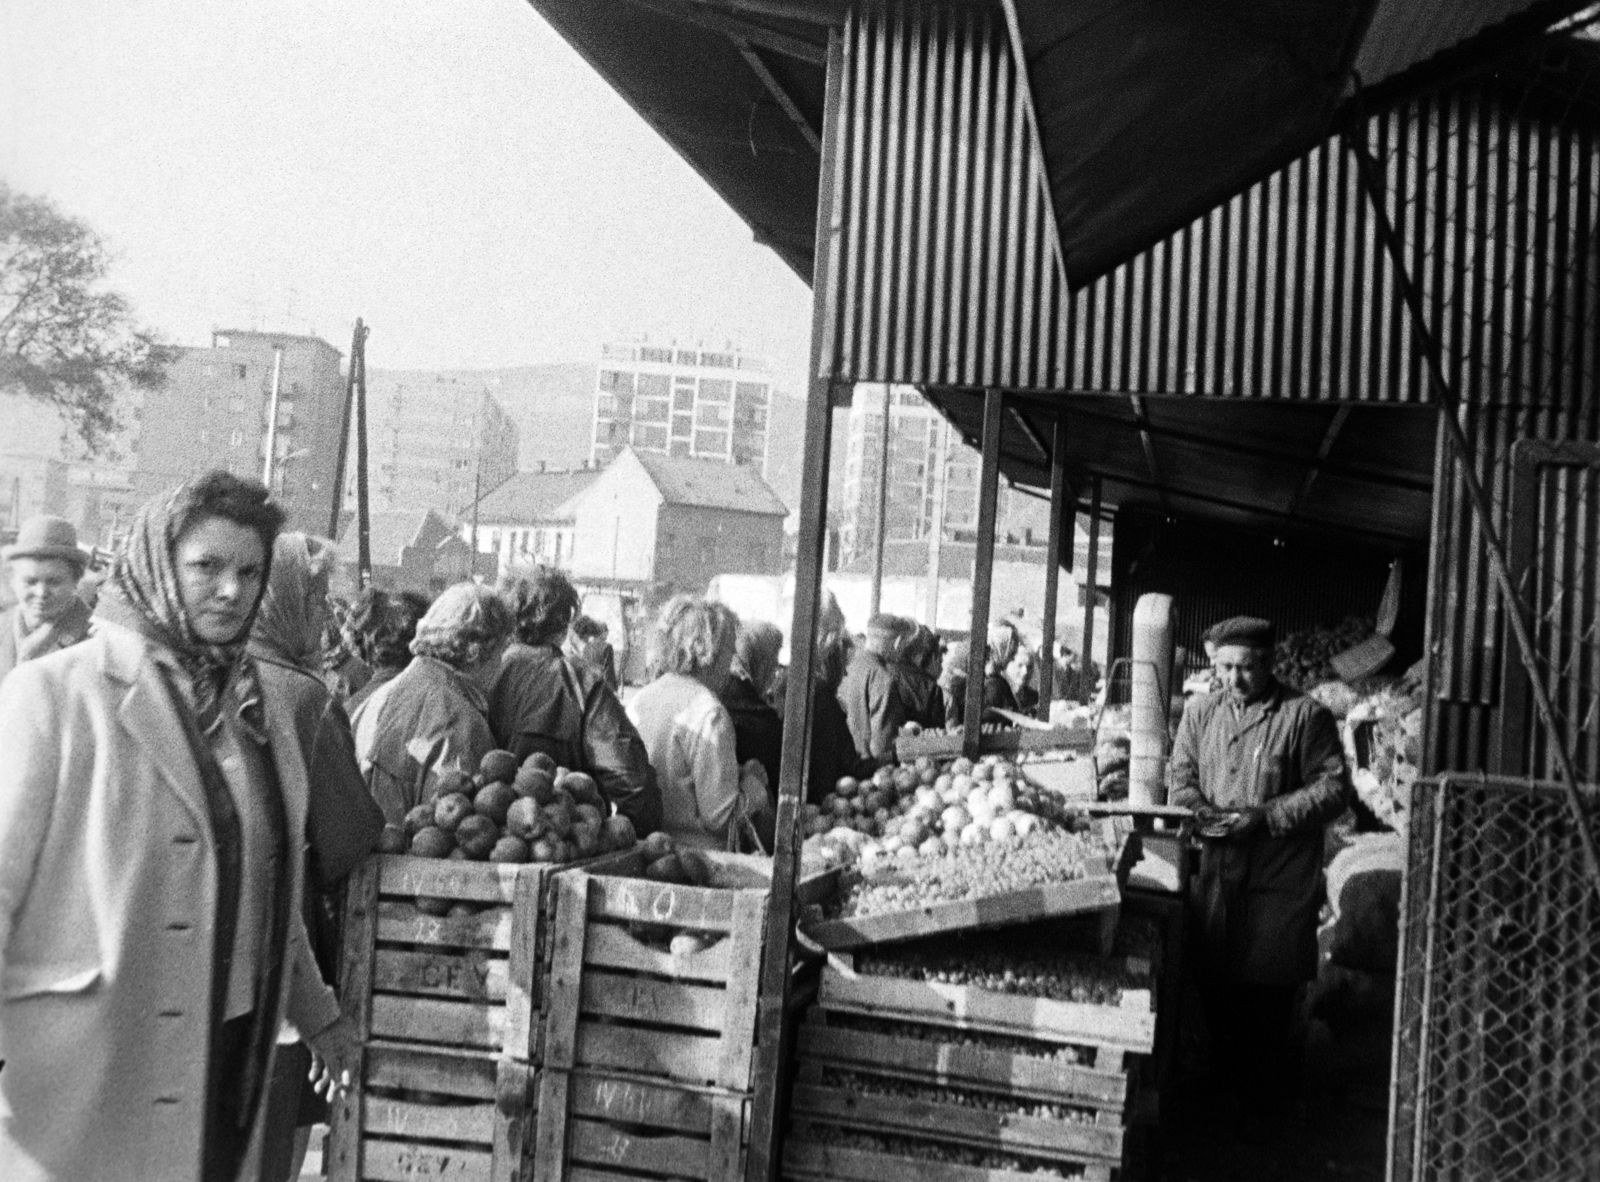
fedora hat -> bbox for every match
[2,514,87,570]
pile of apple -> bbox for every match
[377,748,637,867]
[801,754,1070,870]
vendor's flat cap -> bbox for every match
[1206,615,1276,649]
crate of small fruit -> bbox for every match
[325,748,643,1182]
[783,929,1158,1182]
[534,841,837,1182]
[798,754,1124,949]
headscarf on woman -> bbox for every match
[252,533,337,671]
[96,477,273,735]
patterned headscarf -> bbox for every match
[98,480,276,734]
[251,532,336,672]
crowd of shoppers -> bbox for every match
[0,473,1112,1182]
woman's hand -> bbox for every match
[306,1013,360,1099]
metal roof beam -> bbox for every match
[1285,404,1353,520]
[1128,396,1170,514]
[1024,400,1431,492]
[624,0,828,63]
[737,42,821,151]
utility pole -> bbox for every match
[328,319,366,539]
[353,321,372,587]
[261,346,284,490]
[868,383,893,617]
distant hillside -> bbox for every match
[369,362,596,471]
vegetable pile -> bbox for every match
[1273,615,1375,690]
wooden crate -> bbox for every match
[783,1123,1114,1182]
[795,1009,1131,1116]
[534,852,836,1182]
[539,851,787,1091]
[326,851,629,1182]
[535,1068,751,1182]
[802,873,1122,952]
[817,956,1154,1074]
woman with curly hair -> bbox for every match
[341,588,429,713]
[627,595,769,850]
[350,582,513,823]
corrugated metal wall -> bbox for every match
[817,3,1599,414]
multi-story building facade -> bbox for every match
[589,339,772,475]
[132,330,347,533]
[354,371,520,521]
[840,384,1048,565]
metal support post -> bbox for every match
[964,389,1005,759]
[353,322,372,588]
[1082,476,1102,692]
[1036,414,1069,719]
[746,27,844,1182]
[869,381,893,617]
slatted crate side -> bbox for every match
[782,1123,1114,1182]
[328,1041,531,1182]
[542,869,771,1091]
[817,961,1155,1071]
[535,1069,750,1182]
[788,1068,1125,1164]
[796,1014,1130,1113]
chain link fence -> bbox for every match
[1390,775,1600,1182]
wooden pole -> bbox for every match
[746,27,844,1182]
[964,389,1005,760]
[926,414,947,628]
[1037,414,1069,719]
[327,322,361,538]
[1082,475,1102,692]
[353,321,372,588]
[869,381,893,617]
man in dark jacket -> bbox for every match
[1168,615,1351,1138]
[837,613,908,763]
[492,567,662,837]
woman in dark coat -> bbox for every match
[720,619,784,802]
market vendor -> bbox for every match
[1168,615,1350,1139]
[492,568,662,836]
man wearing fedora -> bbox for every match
[0,514,93,681]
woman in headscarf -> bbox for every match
[350,582,513,823]
[0,472,354,1182]
[248,533,384,1182]
[719,618,784,801]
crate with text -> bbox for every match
[325,850,630,1182]
[534,849,836,1182]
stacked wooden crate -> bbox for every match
[533,851,832,1182]
[326,851,628,1182]
[783,944,1158,1182]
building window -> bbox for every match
[235,364,248,380]
[700,352,734,369]
[735,381,769,404]
[672,414,693,438]
[639,346,672,363]
[699,379,731,402]
[632,423,668,451]
[675,350,697,366]
[695,403,730,428]
[637,374,669,400]
[693,429,728,455]
[634,397,669,424]
[230,430,244,448]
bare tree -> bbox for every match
[0,183,173,453]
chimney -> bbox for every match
[538,460,546,473]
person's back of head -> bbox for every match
[986,620,1020,672]
[733,619,784,697]
[500,565,580,646]
[413,582,514,671]
[652,595,740,691]
[864,613,905,658]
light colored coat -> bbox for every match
[0,619,340,1182]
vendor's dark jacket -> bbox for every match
[720,674,782,803]
[892,660,946,731]
[836,647,906,762]
[1168,682,1350,985]
[488,642,662,836]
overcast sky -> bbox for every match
[0,0,814,382]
